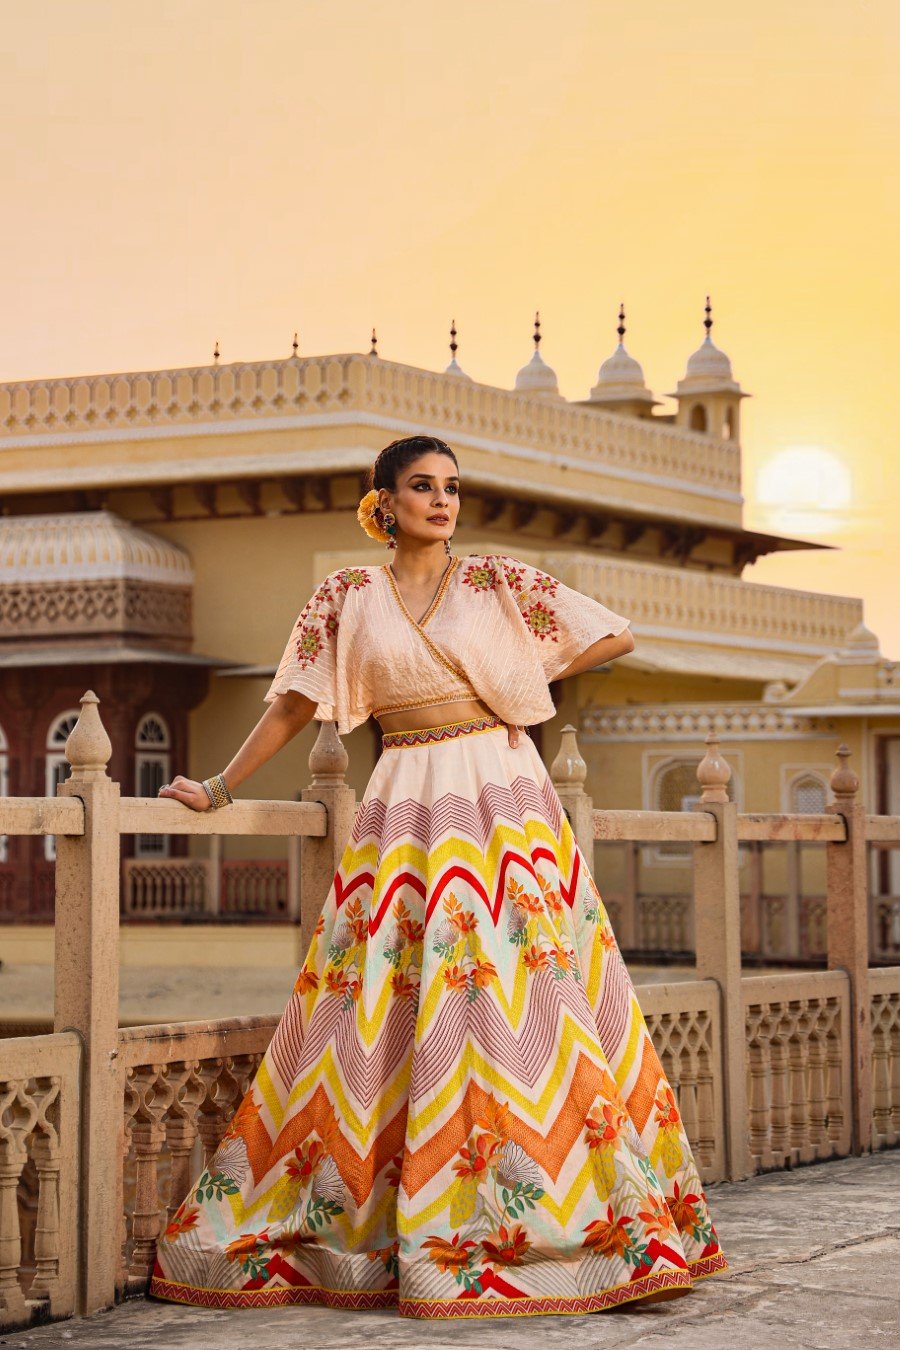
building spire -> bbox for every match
[213,340,220,365]
[291,331,299,358]
[369,327,378,357]
[444,317,470,378]
[703,295,713,340]
[533,310,542,351]
[617,302,626,345]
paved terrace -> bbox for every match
[6,1152,898,1350]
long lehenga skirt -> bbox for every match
[150,714,727,1319]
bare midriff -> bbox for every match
[376,697,500,734]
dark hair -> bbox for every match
[366,435,459,492]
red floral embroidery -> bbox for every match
[333,567,372,593]
[523,599,559,642]
[462,560,498,591]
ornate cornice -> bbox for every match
[579,703,838,742]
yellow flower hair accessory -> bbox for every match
[357,488,392,543]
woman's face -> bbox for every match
[380,451,460,546]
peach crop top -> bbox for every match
[264,553,631,735]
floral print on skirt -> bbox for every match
[150,717,726,1318]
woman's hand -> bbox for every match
[158,776,212,812]
[505,723,527,748]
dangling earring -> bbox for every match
[382,511,397,549]
[444,534,454,560]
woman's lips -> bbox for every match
[427,515,449,523]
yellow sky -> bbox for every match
[2,1,898,654]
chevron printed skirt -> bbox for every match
[150,716,726,1318]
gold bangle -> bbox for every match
[202,774,233,809]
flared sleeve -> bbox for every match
[495,555,632,683]
[263,572,345,719]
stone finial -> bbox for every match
[308,720,349,786]
[369,327,378,357]
[292,331,299,358]
[65,690,112,780]
[697,729,731,803]
[550,724,587,793]
[213,340,220,364]
[829,743,859,803]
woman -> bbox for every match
[150,434,726,1319]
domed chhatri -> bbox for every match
[669,297,749,440]
[588,304,658,417]
[514,311,562,398]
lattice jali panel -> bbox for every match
[743,971,851,1172]
[870,969,900,1150]
[639,980,724,1183]
[117,1018,277,1297]
[0,1034,80,1333]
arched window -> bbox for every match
[0,723,8,864]
[45,710,80,861]
[654,760,702,859]
[135,713,171,858]
[723,404,735,440]
[689,403,708,433]
[791,774,828,815]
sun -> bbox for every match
[754,446,852,536]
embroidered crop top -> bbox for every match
[264,554,631,734]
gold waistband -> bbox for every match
[381,715,505,750]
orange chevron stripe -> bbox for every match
[267,1084,407,1208]
[403,1053,604,1197]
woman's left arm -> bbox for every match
[553,627,635,681]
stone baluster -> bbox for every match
[825,1019,845,1148]
[768,1019,789,1167]
[300,722,356,962]
[127,1065,171,1282]
[787,1017,809,1160]
[0,1086,30,1323]
[806,1021,828,1153]
[54,690,121,1315]
[196,1060,230,1165]
[165,1062,204,1222]
[825,744,872,1152]
[745,1009,769,1171]
[692,731,751,1180]
[28,1078,62,1307]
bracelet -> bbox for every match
[202,773,233,810]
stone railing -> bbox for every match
[548,553,863,654]
[0,353,741,498]
[121,857,292,920]
[117,1016,278,1295]
[121,859,214,918]
[639,980,724,1182]
[1,696,898,1333]
[596,836,866,964]
[743,971,851,1171]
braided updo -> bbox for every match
[366,435,459,492]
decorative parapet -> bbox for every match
[580,703,838,742]
[544,552,863,655]
[0,353,741,499]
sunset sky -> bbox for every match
[2,1,898,654]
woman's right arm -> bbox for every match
[159,690,318,812]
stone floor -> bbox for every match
[4,1152,898,1349]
